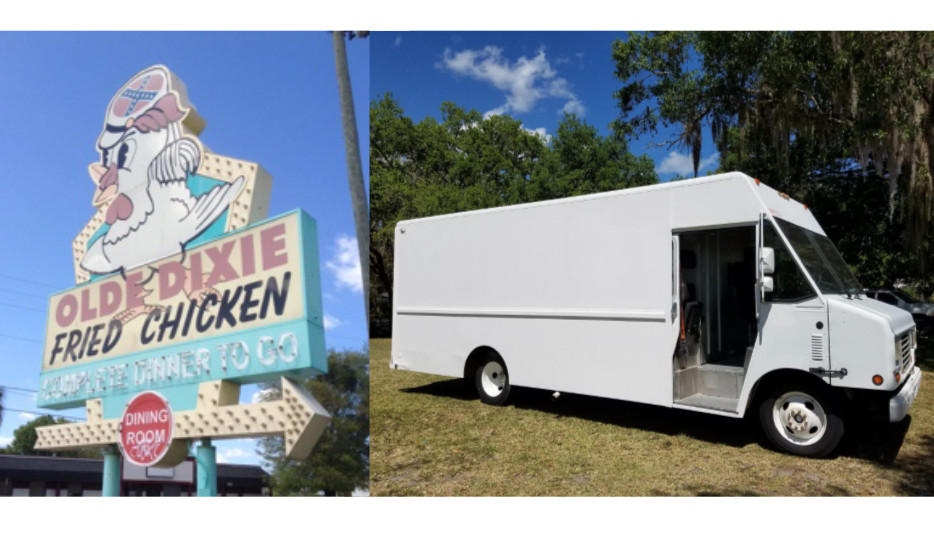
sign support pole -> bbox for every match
[102,446,121,497]
[196,438,217,497]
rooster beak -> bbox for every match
[89,163,118,207]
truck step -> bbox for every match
[697,362,745,374]
[674,393,739,414]
[674,363,746,400]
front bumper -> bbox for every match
[890,366,922,422]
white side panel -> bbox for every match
[669,174,762,230]
[393,188,675,406]
[391,171,823,411]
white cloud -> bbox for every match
[216,447,252,464]
[0,436,11,448]
[460,120,551,144]
[251,388,277,404]
[19,412,33,421]
[439,46,584,118]
[560,99,585,117]
[524,127,551,144]
[324,313,343,330]
[326,235,362,293]
[656,151,720,176]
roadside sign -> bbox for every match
[34,65,331,476]
[119,392,176,467]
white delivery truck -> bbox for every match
[390,171,922,457]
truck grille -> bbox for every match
[898,329,915,374]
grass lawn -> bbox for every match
[370,338,934,496]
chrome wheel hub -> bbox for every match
[480,361,506,397]
[772,392,827,446]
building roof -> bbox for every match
[0,454,268,484]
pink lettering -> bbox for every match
[260,223,288,270]
[189,252,203,292]
[80,288,97,322]
[205,240,237,287]
[99,281,122,318]
[240,234,256,277]
[125,271,146,309]
[159,261,187,301]
[56,294,78,327]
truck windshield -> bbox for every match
[891,289,920,304]
[774,218,862,296]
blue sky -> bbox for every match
[0,32,369,468]
[371,31,720,180]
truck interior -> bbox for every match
[673,225,757,413]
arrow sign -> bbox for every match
[34,377,331,461]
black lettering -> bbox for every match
[102,320,122,354]
[239,281,263,323]
[214,286,242,330]
[64,330,82,362]
[181,298,197,337]
[49,333,68,366]
[158,303,184,342]
[260,271,291,319]
[196,294,218,333]
[140,308,162,345]
[76,325,92,361]
[86,324,104,357]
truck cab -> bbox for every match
[673,184,921,456]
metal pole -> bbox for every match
[102,446,121,497]
[332,31,370,335]
[196,438,217,497]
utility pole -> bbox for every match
[332,31,369,335]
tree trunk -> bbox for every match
[332,31,370,335]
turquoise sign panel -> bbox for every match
[38,210,326,416]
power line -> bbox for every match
[0,333,42,344]
[0,407,85,422]
[0,273,59,290]
[0,286,49,300]
[0,385,38,394]
[0,301,45,314]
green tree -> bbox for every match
[532,113,656,200]
[613,31,934,290]
[257,349,369,496]
[0,415,102,458]
[369,95,550,335]
[369,95,658,334]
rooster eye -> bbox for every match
[118,143,130,169]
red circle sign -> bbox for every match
[119,392,174,466]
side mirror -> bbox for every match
[761,247,775,275]
[761,276,774,293]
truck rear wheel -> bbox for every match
[475,354,511,405]
[758,382,844,457]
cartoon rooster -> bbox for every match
[81,65,244,277]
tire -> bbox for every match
[474,353,511,406]
[758,382,844,457]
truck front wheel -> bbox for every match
[758,383,844,457]
[475,354,511,406]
